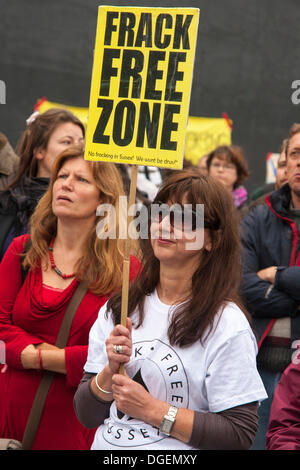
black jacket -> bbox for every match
[0,191,18,260]
[0,177,49,261]
[241,183,300,347]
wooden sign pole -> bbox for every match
[119,164,138,375]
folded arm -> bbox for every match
[241,211,299,318]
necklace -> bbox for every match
[48,240,76,279]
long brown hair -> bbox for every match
[108,171,249,347]
[7,108,85,189]
[24,146,130,296]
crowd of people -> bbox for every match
[0,108,299,451]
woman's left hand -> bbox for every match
[111,373,157,423]
[111,374,194,443]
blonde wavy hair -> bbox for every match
[24,146,130,295]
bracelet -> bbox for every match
[37,349,43,370]
[95,372,113,394]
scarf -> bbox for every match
[232,185,248,208]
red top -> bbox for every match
[0,234,140,450]
[266,359,300,450]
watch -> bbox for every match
[159,405,178,436]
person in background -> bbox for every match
[0,146,140,449]
[197,154,208,176]
[0,108,85,261]
[275,139,288,190]
[241,139,288,217]
[0,132,19,190]
[207,145,250,211]
[240,123,300,449]
[74,171,266,451]
[266,359,300,450]
[117,164,162,207]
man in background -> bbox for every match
[241,124,300,449]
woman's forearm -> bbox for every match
[74,373,112,428]
[39,348,66,374]
[143,399,258,449]
[90,364,114,401]
[110,373,194,442]
[126,397,258,449]
[143,398,194,443]
[21,343,66,373]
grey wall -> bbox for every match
[1,0,299,193]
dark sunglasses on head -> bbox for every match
[151,202,219,232]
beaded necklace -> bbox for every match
[48,240,76,279]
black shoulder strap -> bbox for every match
[21,238,32,284]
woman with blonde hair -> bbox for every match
[0,146,140,449]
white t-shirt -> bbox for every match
[84,290,267,450]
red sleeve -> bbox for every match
[64,345,88,388]
[266,361,300,450]
[0,235,43,369]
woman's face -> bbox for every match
[52,157,101,225]
[36,122,84,178]
[150,198,212,269]
[208,156,238,192]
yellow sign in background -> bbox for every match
[184,116,232,165]
[84,6,199,169]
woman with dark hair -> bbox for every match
[207,145,250,210]
[0,108,85,260]
[74,171,266,450]
[0,146,140,449]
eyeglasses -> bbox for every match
[151,202,219,232]
[210,162,236,172]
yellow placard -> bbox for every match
[84,6,200,169]
[35,98,231,167]
[184,116,232,165]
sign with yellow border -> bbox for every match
[184,115,232,165]
[34,100,231,168]
[84,6,199,169]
